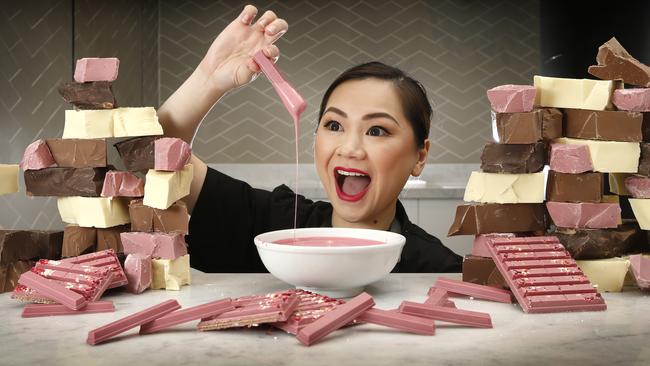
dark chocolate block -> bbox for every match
[638,143,650,176]
[462,255,508,290]
[480,142,546,173]
[643,113,650,143]
[62,225,97,258]
[546,171,603,203]
[563,109,642,142]
[128,199,189,234]
[494,108,562,144]
[0,230,62,265]
[551,224,639,259]
[57,81,116,109]
[0,260,35,293]
[114,136,157,172]
[45,139,107,168]
[24,167,108,197]
[588,37,650,88]
[447,203,548,236]
[96,224,129,253]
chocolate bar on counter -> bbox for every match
[563,109,642,142]
[447,203,548,236]
[480,142,546,173]
[57,81,116,109]
[551,224,638,260]
[45,139,107,168]
[493,108,562,144]
[462,255,508,290]
[128,199,189,234]
[0,230,63,265]
[24,167,108,197]
[546,171,603,203]
[114,136,157,172]
[588,37,650,88]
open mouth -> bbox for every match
[334,166,371,202]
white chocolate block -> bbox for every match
[57,196,130,228]
[0,164,19,195]
[533,75,622,110]
[463,171,546,203]
[143,164,193,209]
[608,173,633,196]
[576,258,629,292]
[113,107,163,138]
[629,198,650,229]
[151,254,190,290]
[553,138,639,173]
[62,109,114,138]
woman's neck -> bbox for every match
[330,202,398,231]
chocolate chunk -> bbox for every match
[97,224,130,253]
[546,171,603,203]
[24,167,108,197]
[462,255,508,290]
[480,142,546,173]
[45,139,107,168]
[638,143,650,176]
[0,260,35,293]
[57,81,116,109]
[563,109,642,142]
[447,203,548,236]
[588,37,650,88]
[551,225,639,259]
[114,136,157,172]
[643,113,650,143]
[494,108,562,144]
[128,199,189,234]
[0,230,62,265]
[62,225,97,258]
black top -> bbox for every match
[187,168,463,273]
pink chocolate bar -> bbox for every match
[549,144,593,174]
[624,176,650,198]
[399,301,492,328]
[485,236,606,313]
[140,298,234,334]
[17,270,87,310]
[357,308,435,335]
[472,233,516,257]
[154,138,191,171]
[253,50,307,122]
[74,57,119,83]
[486,84,536,113]
[612,88,650,112]
[12,285,56,304]
[546,202,621,229]
[121,232,187,260]
[629,254,650,290]
[434,277,512,303]
[198,293,300,331]
[425,287,449,306]
[61,249,128,288]
[271,290,346,334]
[101,170,144,197]
[87,299,181,345]
[124,254,152,294]
[20,140,56,170]
[33,261,114,301]
[296,292,375,346]
[22,301,115,318]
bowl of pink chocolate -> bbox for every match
[254,228,405,298]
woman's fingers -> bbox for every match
[239,4,258,25]
[254,10,277,31]
[262,45,280,60]
[264,18,288,38]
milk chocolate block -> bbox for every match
[62,225,96,258]
[45,139,107,168]
[486,85,535,113]
[63,109,114,139]
[128,199,188,234]
[447,203,548,236]
[155,138,192,171]
[0,260,35,293]
[462,255,508,290]
[624,176,650,198]
[74,57,119,83]
[493,108,562,144]
[113,107,163,138]
[534,75,621,110]
[0,230,62,265]
[638,143,650,176]
[114,136,157,172]
[96,225,129,253]
[546,171,603,203]
[480,142,545,173]
[549,144,593,174]
[552,225,637,260]
[101,171,145,197]
[464,171,546,204]
[553,138,639,173]
[0,164,19,195]
[20,140,55,170]
[24,167,107,197]
[563,109,642,142]
[57,81,116,109]
[613,89,650,112]
[588,37,650,88]
[546,202,621,229]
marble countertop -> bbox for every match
[1,271,649,366]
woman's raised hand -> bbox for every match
[198,5,288,93]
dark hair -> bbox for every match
[318,62,432,148]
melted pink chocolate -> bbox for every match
[273,236,384,247]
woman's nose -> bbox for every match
[336,134,366,159]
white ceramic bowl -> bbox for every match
[254,227,405,298]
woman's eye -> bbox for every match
[367,126,389,136]
[324,121,342,132]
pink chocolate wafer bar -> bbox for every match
[22,301,115,318]
[485,236,606,313]
[296,292,375,346]
[20,140,56,170]
[198,293,300,331]
[357,308,435,335]
[154,138,191,171]
[17,270,87,310]
[12,285,56,304]
[629,254,650,290]
[61,249,128,288]
[253,50,307,122]
[272,290,346,334]
[434,277,513,303]
[74,57,119,83]
[87,299,181,345]
[399,301,492,328]
[140,298,234,334]
[101,171,145,197]
[32,264,114,302]
[472,233,515,257]
[486,84,536,113]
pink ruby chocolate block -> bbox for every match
[549,144,593,174]
[486,85,536,113]
[20,140,56,170]
[101,170,145,197]
[154,137,191,171]
[612,89,650,112]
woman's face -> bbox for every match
[314,78,429,229]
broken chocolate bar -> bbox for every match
[0,230,62,265]
[486,85,536,113]
[114,136,157,172]
[63,109,114,139]
[494,108,562,144]
[113,107,163,138]
[57,81,116,109]
[638,143,650,176]
[57,196,130,228]
[128,199,188,234]
[546,202,621,229]
[24,167,108,197]
[462,255,508,289]
[0,164,19,195]
[534,75,621,110]
[121,232,187,260]
[448,203,548,236]
[151,254,190,290]
[480,142,546,174]
[576,257,630,292]
[629,254,650,290]
[45,139,107,168]
[551,225,638,260]
[101,171,145,197]
[124,254,152,294]
[154,138,192,171]
[62,225,97,258]
[464,171,546,204]
[588,37,650,88]
[143,164,193,210]
[546,171,603,203]
[74,57,119,83]
[20,140,55,171]
[563,109,642,142]
[553,137,639,173]
[613,89,650,112]
[0,260,35,293]
[549,143,593,174]
[624,176,650,198]
[96,225,129,253]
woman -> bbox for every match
[158,5,462,273]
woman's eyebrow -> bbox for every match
[363,112,400,126]
[323,107,347,117]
